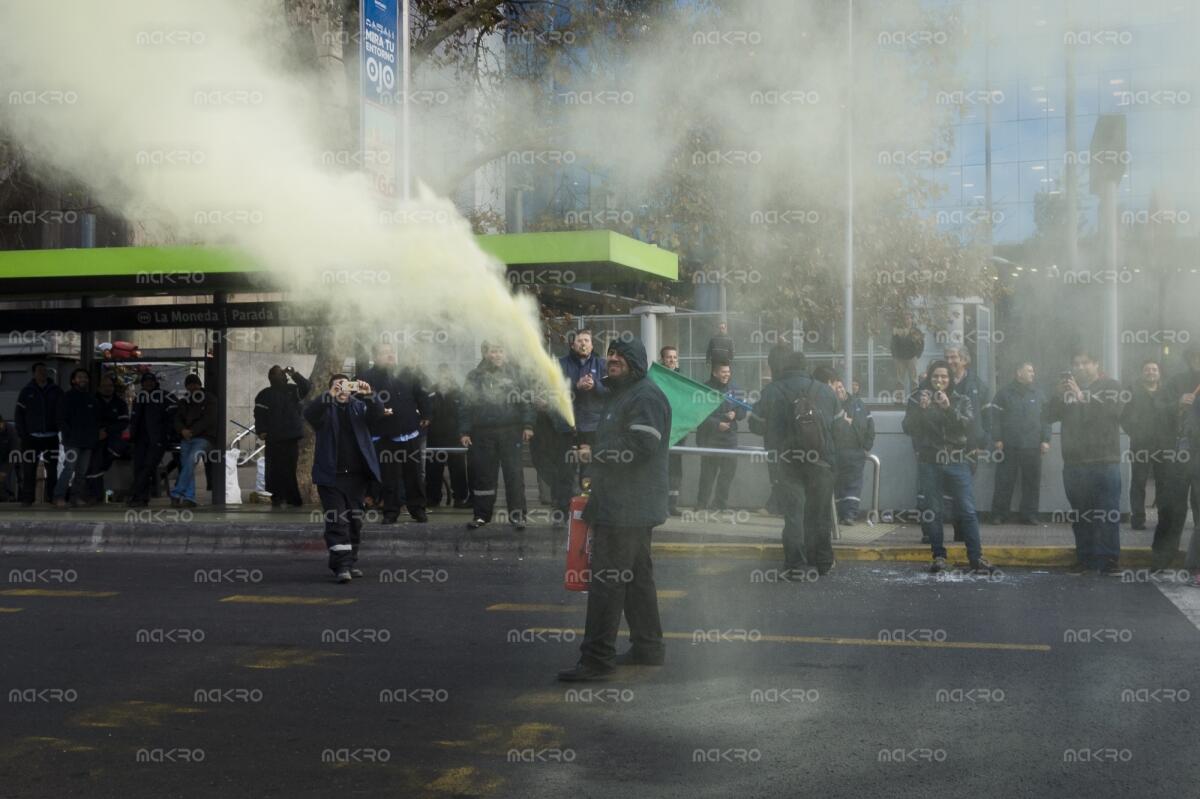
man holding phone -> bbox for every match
[304,375,384,583]
[1044,352,1126,575]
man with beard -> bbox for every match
[551,329,608,523]
[558,336,670,681]
[253,365,311,508]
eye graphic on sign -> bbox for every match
[366,56,395,97]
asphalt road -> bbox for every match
[1,549,1198,799]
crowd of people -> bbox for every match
[5,330,1200,587]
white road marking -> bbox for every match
[1156,582,1200,630]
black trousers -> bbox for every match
[834,448,866,521]
[1129,454,1168,524]
[18,436,58,504]
[426,449,468,506]
[376,437,426,520]
[668,452,683,512]
[468,427,526,523]
[130,438,166,502]
[265,437,303,506]
[991,447,1042,518]
[551,430,595,513]
[1152,455,1200,569]
[579,524,664,670]
[318,472,368,572]
[778,463,835,571]
[696,454,738,509]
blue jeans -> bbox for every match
[917,461,982,562]
[172,437,210,502]
[1062,462,1121,569]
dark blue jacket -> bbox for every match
[696,377,747,449]
[554,351,609,433]
[129,388,176,445]
[581,337,672,528]
[14,379,63,438]
[304,394,384,486]
[58,388,100,449]
[989,381,1050,450]
[834,395,875,452]
[94,393,130,456]
[359,366,430,441]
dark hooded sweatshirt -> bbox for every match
[581,337,672,529]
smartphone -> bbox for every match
[342,380,362,393]
[1060,371,1073,381]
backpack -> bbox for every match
[785,381,829,465]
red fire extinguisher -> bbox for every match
[563,492,592,592]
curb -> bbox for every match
[0,520,1175,568]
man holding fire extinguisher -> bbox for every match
[558,336,671,682]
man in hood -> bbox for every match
[559,336,671,682]
[254,364,311,508]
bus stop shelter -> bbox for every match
[0,231,678,504]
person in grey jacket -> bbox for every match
[989,362,1051,525]
[558,336,671,682]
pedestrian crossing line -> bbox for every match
[525,627,1050,653]
[0,588,118,598]
[0,607,24,613]
[219,594,357,606]
[1155,583,1200,631]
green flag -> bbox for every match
[648,362,726,445]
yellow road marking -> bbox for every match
[0,607,24,613]
[426,766,503,795]
[72,701,203,729]
[487,603,580,613]
[239,647,343,670]
[525,627,1050,653]
[0,589,117,598]
[220,594,357,606]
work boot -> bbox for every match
[929,556,947,574]
[557,662,616,682]
[409,508,428,523]
[466,518,487,530]
[335,569,352,584]
[969,556,996,575]
[1066,561,1091,576]
[349,568,364,579]
[1130,516,1146,531]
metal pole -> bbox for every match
[1064,5,1079,275]
[211,292,228,506]
[842,0,854,387]
[1102,180,1119,376]
[400,0,411,202]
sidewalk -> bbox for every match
[0,499,1192,568]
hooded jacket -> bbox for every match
[990,380,1051,450]
[304,393,385,486]
[903,381,975,464]
[553,350,609,433]
[253,373,311,440]
[763,368,839,470]
[14,378,62,438]
[581,337,672,528]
